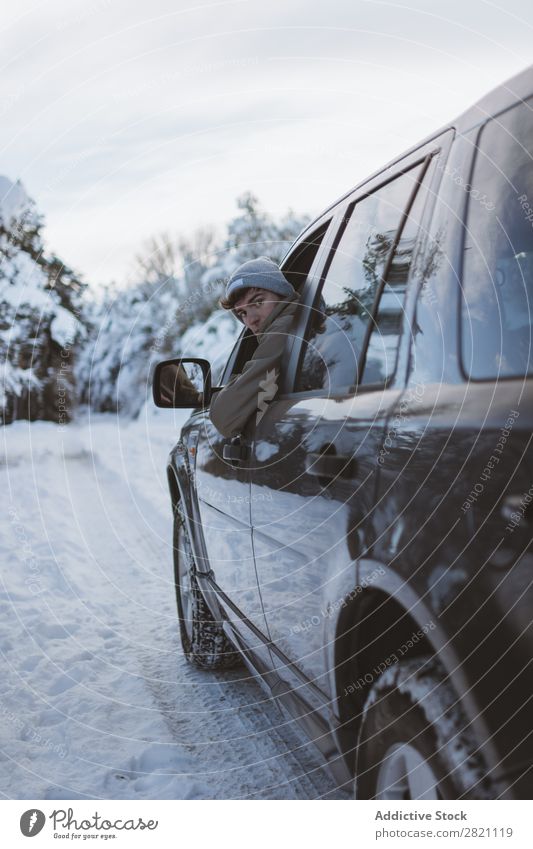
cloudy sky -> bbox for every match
[2,0,532,288]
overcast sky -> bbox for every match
[1,0,532,289]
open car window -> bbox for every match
[218,222,332,387]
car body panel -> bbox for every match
[250,388,401,710]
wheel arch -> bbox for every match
[167,462,207,570]
[332,586,435,774]
[167,465,181,513]
[330,558,497,780]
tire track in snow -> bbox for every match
[136,638,349,799]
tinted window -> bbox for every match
[462,101,533,379]
[296,164,424,392]
[362,164,431,384]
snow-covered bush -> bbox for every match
[0,176,86,424]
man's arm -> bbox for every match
[209,300,299,438]
[160,364,202,406]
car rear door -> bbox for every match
[248,137,450,722]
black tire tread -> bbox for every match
[355,655,492,800]
[174,503,241,670]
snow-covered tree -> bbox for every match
[0,176,86,424]
[76,276,183,418]
[225,191,307,264]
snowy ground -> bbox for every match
[0,408,349,800]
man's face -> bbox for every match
[233,287,282,333]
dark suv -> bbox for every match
[153,66,533,800]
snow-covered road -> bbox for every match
[0,411,349,799]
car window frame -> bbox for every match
[287,156,432,397]
[282,132,455,400]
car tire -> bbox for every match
[173,502,241,669]
[355,656,492,800]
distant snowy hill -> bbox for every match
[0,176,85,424]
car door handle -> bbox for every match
[305,452,358,480]
[222,438,249,466]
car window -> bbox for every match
[225,329,258,379]
[362,162,432,384]
[461,99,533,380]
[295,163,425,393]
[219,223,330,387]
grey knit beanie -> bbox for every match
[226,256,295,302]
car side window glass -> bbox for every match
[295,164,424,393]
[362,164,431,384]
[461,99,533,379]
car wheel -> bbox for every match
[355,656,492,799]
[173,502,241,669]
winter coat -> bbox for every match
[209,293,300,438]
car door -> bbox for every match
[248,140,446,717]
[191,225,333,674]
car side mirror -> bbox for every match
[152,358,212,408]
